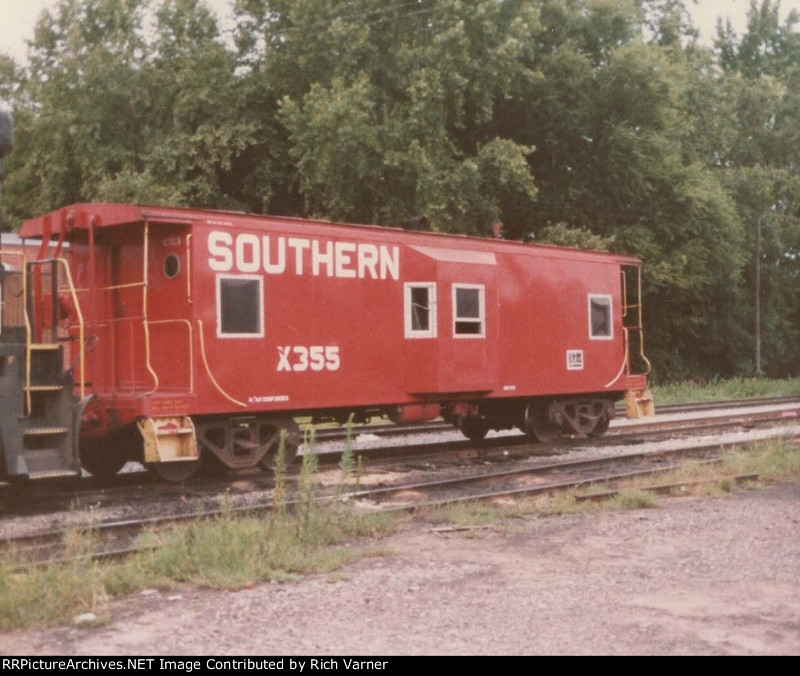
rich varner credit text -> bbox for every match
[3,659,389,671]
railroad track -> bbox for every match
[308,398,800,469]
[342,441,764,513]
[2,412,797,569]
[309,396,800,442]
[2,397,796,521]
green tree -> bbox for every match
[713,0,800,376]
[2,0,251,222]
[104,0,256,208]
[3,0,796,380]
[7,0,151,219]
[492,1,746,378]
[236,0,539,232]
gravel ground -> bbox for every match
[1,479,798,656]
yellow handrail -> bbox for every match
[54,258,86,400]
[3,254,86,410]
[145,319,194,395]
[196,318,247,408]
[27,258,87,400]
[604,327,630,389]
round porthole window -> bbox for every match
[164,254,181,279]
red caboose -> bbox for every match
[0,204,653,481]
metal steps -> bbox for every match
[0,341,80,479]
[2,241,86,479]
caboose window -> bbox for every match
[453,285,485,337]
[404,283,436,338]
[164,254,181,279]
[589,294,613,340]
[217,275,264,338]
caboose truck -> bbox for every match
[0,200,654,482]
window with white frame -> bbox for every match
[217,274,264,338]
[453,284,485,337]
[404,282,436,338]
[588,294,613,340]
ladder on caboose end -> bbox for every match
[0,249,87,479]
[620,264,654,418]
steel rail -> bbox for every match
[3,427,796,569]
[1,400,797,520]
[309,396,800,442]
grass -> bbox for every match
[722,437,800,480]
[0,437,397,632]
[421,437,800,529]
[606,488,659,510]
[0,501,398,632]
[416,500,507,529]
[651,376,800,406]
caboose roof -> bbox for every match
[18,202,641,266]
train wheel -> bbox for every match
[148,459,201,482]
[588,415,610,438]
[524,401,558,442]
[258,418,301,471]
[457,415,490,442]
[80,442,127,479]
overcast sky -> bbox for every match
[1,0,799,65]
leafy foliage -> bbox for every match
[0,0,798,379]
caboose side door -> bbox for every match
[433,255,499,394]
[144,224,194,396]
[106,228,150,392]
[400,246,499,394]
[402,246,499,396]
